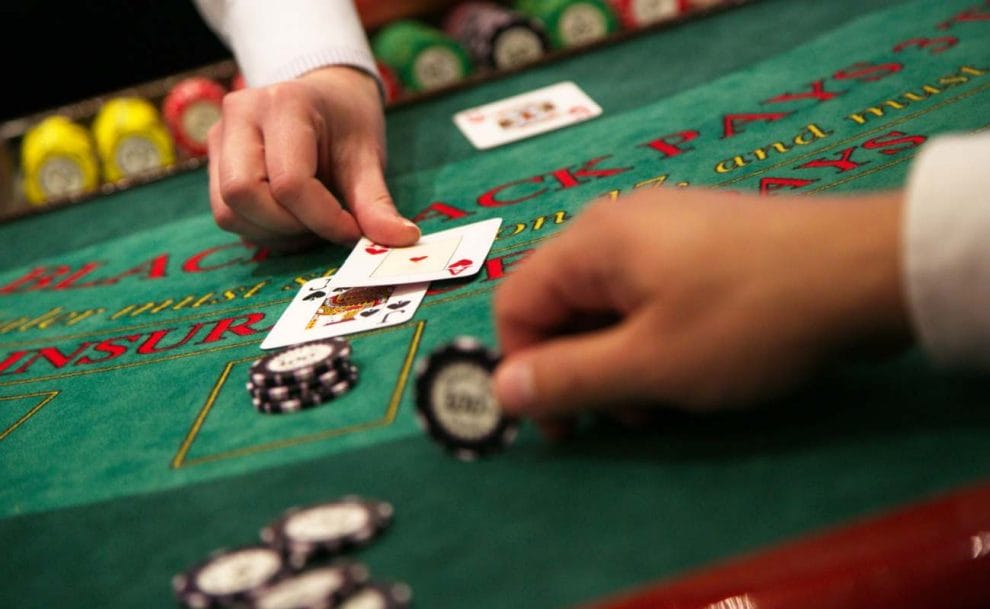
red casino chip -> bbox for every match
[609,0,688,29]
[377,61,404,103]
[162,76,227,157]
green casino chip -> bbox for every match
[372,20,473,92]
[514,0,618,48]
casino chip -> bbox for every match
[261,497,395,569]
[173,545,288,609]
[608,0,684,29]
[248,339,357,414]
[92,96,176,182]
[338,581,413,609]
[515,0,619,49]
[250,339,352,387]
[376,61,404,104]
[372,20,473,92]
[162,76,226,157]
[444,1,550,70]
[246,563,370,609]
[414,336,519,461]
[20,115,100,206]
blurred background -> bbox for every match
[0,1,229,122]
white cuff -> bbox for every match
[194,0,379,87]
[903,131,990,370]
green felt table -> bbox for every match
[2,1,990,607]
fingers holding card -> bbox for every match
[328,218,502,288]
[260,218,503,349]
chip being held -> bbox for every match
[414,336,519,461]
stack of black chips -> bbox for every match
[247,338,359,414]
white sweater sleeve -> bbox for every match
[192,0,378,87]
[903,131,990,371]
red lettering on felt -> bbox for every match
[0,351,29,375]
[484,251,531,281]
[550,156,632,189]
[639,130,700,158]
[0,266,72,294]
[10,343,94,375]
[862,131,928,155]
[411,202,473,223]
[137,324,206,354]
[61,256,170,289]
[199,313,269,344]
[938,5,990,30]
[764,80,843,105]
[798,147,868,173]
[722,113,790,138]
[893,37,959,55]
[74,335,142,365]
[833,62,903,83]
[183,242,258,273]
[478,176,547,207]
[759,177,817,195]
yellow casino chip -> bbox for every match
[20,115,100,206]
[92,97,175,182]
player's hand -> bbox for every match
[492,188,912,435]
[207,66,420,250]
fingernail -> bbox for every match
[401,218,421,235]
[494,361,535,414]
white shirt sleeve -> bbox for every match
[903,131,990,371]
[192,0,378,88]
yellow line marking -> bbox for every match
[0,391,59,442]
[172,321,426,468]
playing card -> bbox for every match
[260,278,429,350]
[453,81,602,150]
[328,218,502,288]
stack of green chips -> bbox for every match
[514,0,619,49]
[372,20,474,93]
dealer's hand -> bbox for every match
[492,188,911,436]
[207,66,420,250]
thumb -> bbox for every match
[338,151,420,246]
[492,323,643,418]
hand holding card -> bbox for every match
[328,218,503,288]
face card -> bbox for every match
[328,218,502,288]
[260,278,429,350]
[453,81,602,150]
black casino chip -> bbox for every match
[249,363,360,414]
[260,497,394,569]
[250,339,352,388]
[338,581,413,609]
[414,336,519,461]
[245,563,370,609]
[444,1,550,70]
[247,362,355,402]
[173,545,289,609]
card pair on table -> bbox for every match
[262,218,501,350]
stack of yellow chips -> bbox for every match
[91,96,175,183]
[20,115,100,206]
